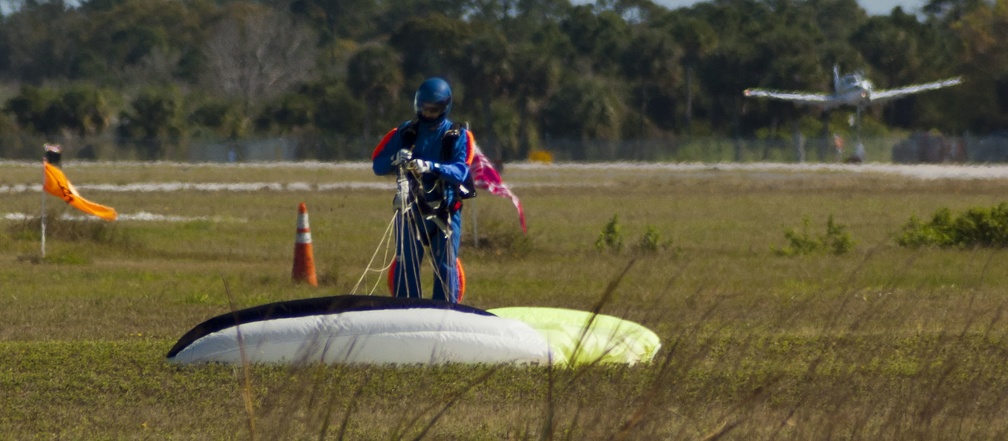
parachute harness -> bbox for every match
[352,163,455,298]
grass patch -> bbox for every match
[3,162,1008,439]
[6,212,126,243]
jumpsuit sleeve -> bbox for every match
[371,125,406,176]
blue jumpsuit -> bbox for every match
[372,118,472,303]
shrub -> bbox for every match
[897,203,1008,248]
[777,216,820,256]
[824,215,855,255]
[595,214,623,253]
[636,225,670,254]
[776,215,854,256]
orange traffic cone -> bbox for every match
[292,202,318,286]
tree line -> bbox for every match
[0,0,1004,162]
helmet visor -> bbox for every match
[416,101,447,120]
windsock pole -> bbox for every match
[292,202,318,286]
[40,170,46,259]
[40,144,61,259]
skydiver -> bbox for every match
[371,77,475,304]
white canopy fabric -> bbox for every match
[168,307,550,365]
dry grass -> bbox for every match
[2,161,1008,439]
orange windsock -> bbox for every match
[43,161,117,221]
[292,202,318,286]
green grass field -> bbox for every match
[2,161,1008,439]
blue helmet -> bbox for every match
[414,77,452,122]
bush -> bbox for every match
[776,215,854,256]
[897,203,1008,248]
[636,225,671,254]
[595,214,623,253]
[824,215,855,255]
[595,217,671,254]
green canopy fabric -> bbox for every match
[488,307,661,367]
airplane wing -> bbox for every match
[743,88,835,107]
[869,77,963,103]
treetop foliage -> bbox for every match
[0,0,1004,161]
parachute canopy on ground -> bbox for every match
[167,295,660,367]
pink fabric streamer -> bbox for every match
[470,146,527,233]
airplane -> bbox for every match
[743,65,962,162]
[743,65,962,110]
